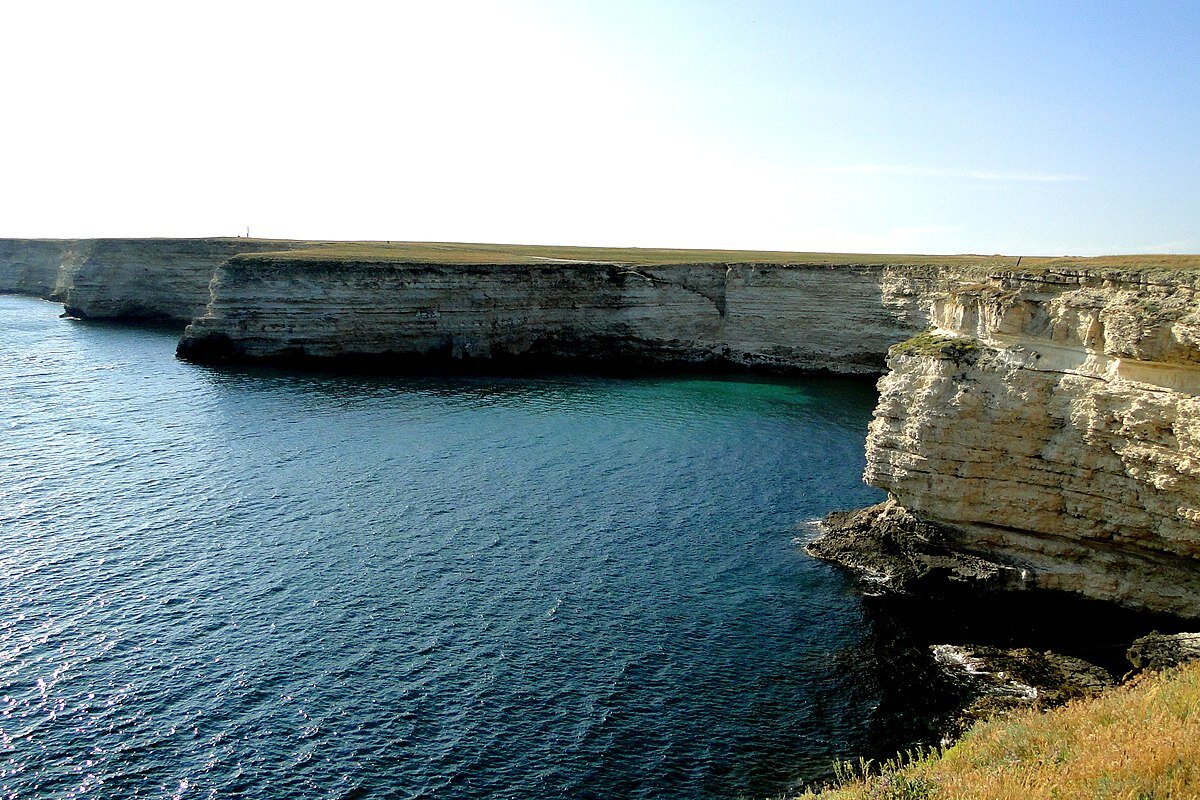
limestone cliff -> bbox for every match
[0,238,313,323]
[0,239,79,298]
[177,257,950,373]
[860,268,1200,617]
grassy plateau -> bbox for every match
[217,239,1200,271]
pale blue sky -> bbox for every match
[2,1,1196,254]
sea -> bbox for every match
[2,293,910,799]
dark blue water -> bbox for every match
[1,295,887,799]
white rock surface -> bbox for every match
[866,270,1200,616]
[178,259,944,372]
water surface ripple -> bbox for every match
[1,295,885,799]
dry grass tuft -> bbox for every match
[800,661,1200,800]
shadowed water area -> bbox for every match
[2,295,898,799]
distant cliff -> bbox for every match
[0,238,312,323]
[175,255,963,373]
[0,239,78,298]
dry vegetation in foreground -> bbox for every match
[799,661,1200,800]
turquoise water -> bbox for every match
[1,294,887,799]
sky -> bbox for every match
[1,0,1197,255]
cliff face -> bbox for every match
[0,238,312,323]
[0,239,79,298]
[863,269,1200,616]
[177,258,945,373]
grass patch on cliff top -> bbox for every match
[229,240,1027,268]
[225,241,1200,271]
[799,661,1200,800]
[1029,253,1200,271]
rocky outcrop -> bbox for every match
[859,268,1200,617]
[0,238,313,323]
[1127,631,1200,671]
[808,501,1025,593]
[177,258,952,373]
[929,644,1114,739]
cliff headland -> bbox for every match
[3,237,1199,619]
[833,265,1200,617]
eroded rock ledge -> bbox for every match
[807,500,1026,593]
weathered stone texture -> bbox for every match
[0,238,313,323]
[177,259,941,373]
[0,239,78,297]
[866,270,1200,616]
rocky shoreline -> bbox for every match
[810,503,1200,749]
[807,500,1026,594]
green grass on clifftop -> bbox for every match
[223,240,1200,271]
[225,241,1025,268]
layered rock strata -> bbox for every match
[0,238,78,297]
[858,269,1200,617]
[177,258,949,373]
[0,238,312,323]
